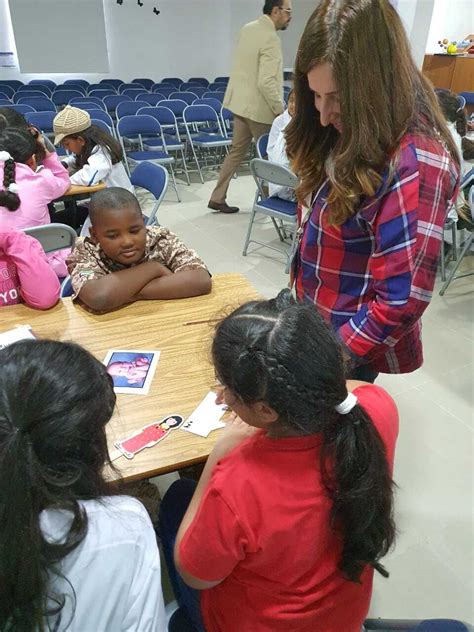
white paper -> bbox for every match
[0,325,35,350]
[182,391,227,438]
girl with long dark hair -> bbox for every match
[160,290,399,632]
[0,339,166,631]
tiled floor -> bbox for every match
[141,167,474,625]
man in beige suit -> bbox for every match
[208,0,292,213]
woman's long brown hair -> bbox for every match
[285,0,460,225]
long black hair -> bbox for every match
[65,124,123,170]
[0,127,38,211]
[0,107,47,164]
[212,290,396,583]
[0,340,117,631]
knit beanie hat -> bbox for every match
[53,106,91,145]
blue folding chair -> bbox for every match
[152,84,175,97]
[136,93,166,106]
[161,78,184,87]
[170,92,197,105]
[69,97,106,110]
[91,118,113,135]
[55,83,87,95]
[29,79,56,90]
[179,82,203,93]
[103,94,132,114]
[0,104,35,115]
[122,89,145,100]
[243,158,299,273]
[88,89,116,100]
[117,114,181,201]
[18,96,56,112]
[214,76,229,84]
[207,83,227,92]
[52,90,84,107]
[185,87,207,98]
[0,80,22,93]
[88,83,116,94]
[13,90,48,102]
[0,99,12,106]
[116,101,149,119]
[60,276,73,298]
[187,78,209,87]
[137,106,190,185]
[0,86,14,99]
[183,104,231,183]
[64,79,90,88]
[256,133,269,159]
[203,91,225,102]
[118,83,141,94]
[130,161,169,225]
[25,111,56,132]
[132,78,154,90]
[23,223,76,254]
[86,110,115,137]
[99,79,123,90]
[17,85,51,97]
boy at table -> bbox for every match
[66,187,211,312]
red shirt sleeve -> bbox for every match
[179,483,250,583]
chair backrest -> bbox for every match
[25,111,56,132]
[214,76,229,84]
[56,83,87,95]
[132,78,154,90]
[158,99,187,118]
[103,94,132,112]
[187,78,209,87]
[0,82,21,95]
[256,133,269,159]
[13,90,47,102]
[88,89,115,99]
[458,91,474,105]
[179,82,203,92]
[117,83,140,94]
[203,91,224,102]
[457,95,466,110]
[469,184,474,222]
[170,91,196,105]
[0,99,12,106]
[18,85,51,96]
[52,90,83,106]
[193,98,222,113]
[137,93,166,106]
[64,79,90,88]
[29,79,56,89]
[183,104,219,126]
[69,97,106,110]
[91,118,113,135]
[161,78,183,87]
[99,79,124,89]
[23,223,77,254]
[122,89,146,100]
[17,96,56,112]
[137,106,177,127]
[250,158,299,192]
[88,83,116,93]
[130,161,168,225]
[60,276,73,298]
[185,87,207,98]
[87,109,114,128]
[0,86,14,99]
[207,83,227,92]
[151,84,175,96]
[117,114,162,138]
[0,104,35,114]
[116,101,149,118]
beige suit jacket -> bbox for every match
[223,15,283,125]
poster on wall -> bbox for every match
[0,51,15,67]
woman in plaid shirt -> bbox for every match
[286,0,460,381]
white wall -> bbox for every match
[426,0,474,54]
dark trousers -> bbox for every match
[350,364,379,383]
[159,479,206,632]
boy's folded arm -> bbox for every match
[136,267,212,300]
[77,261,168,311]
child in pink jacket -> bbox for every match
[0,231,60,309]
[0,127,70,276]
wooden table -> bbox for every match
[1,274,259,481]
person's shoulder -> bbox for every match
[80,496,153,535]
[399,130,453,166]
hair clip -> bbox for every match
[8,183,19,194]
[0,151,12,162]
[335,392,358,415]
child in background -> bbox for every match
[435,89,470,174]
[53,106,133,192]
[160,290,399,632]
[0,231,60,309]
[67,187,211,313]
[0,339,167,631]
[0,106,56,162]
[0,128,70,276]
[267,89,297,200]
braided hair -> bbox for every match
[0,128,37,212]
[212,289,396,582]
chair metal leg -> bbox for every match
[271,216,286,242]
[168,164,181,203]
[243,208,257,256]
[439,233,473,296]
[189,144,204,183]
[451,222,458,261]
[440,239,446,282]
[180,149,191,185]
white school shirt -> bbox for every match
[66,145,134,192]
[40,495,167,632]
[266,109,296,201]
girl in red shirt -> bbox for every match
[160,289,399,632]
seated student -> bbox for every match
[0,128,70,277]
[436,89,470,175]
[53,106,133,192]
[0,339,167,631]
[0,106,56,162]
[159,290,399,632]
[0,230,60,309]
[67,187,211,312]
[266,89,296,200]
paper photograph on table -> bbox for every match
[103,349,160,395]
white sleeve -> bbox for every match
[122,515,167,632]
[267,111,286,156]
[69,146,113,186]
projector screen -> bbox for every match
[8,0,109,73]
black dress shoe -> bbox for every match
[208,200,240,213]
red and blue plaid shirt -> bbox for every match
[293,133,459,374]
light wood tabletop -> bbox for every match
[1,273,259,482]
[62,182,106,197]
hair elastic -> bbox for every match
[0,151,12,162]
[7,183,19,194]
[335,392,358,415]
